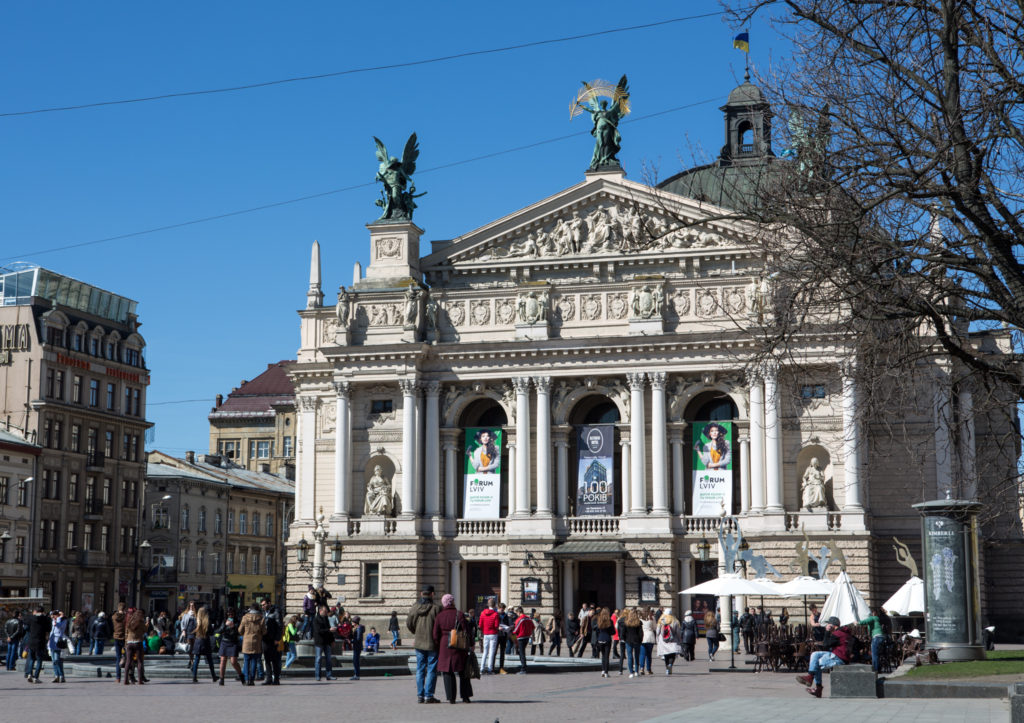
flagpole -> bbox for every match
[744,27,750,81]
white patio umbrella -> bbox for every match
[883,576,925,616]
[821,570,870,626]
[779,576,834,628]
[680,574,781,597]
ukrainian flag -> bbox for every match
[733,32,749,52]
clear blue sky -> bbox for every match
[0,1,789,457]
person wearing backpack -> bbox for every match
[656,608,683,674]
[259,599,282,685]
[796,616,851,698]
[857,607,891,672]
[679,610,698,661]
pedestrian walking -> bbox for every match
[432,593,473,704]
[546,612,563,656]
[179,601,198,666]
[574,608,593,658]
[238,603,265,686]
[857,606,892,673]
[123,607,147,685]
[406,584,441,703]
[565,612,580,655]
[388,610,401,649]
[593,607,614,677]
[478,597,500,674]
[529,609,545,656]
[111,602,127,682]
[311,604,336,681]
[511,607,535,674]
[680,610,698,662]
[656,608,683,675]
[704,610,720,662]
[68,611,85,656]
[621,608,643,678]
[740,607,755,654]
[89,612,109,655]
[23,606,50,683]
[640,608,656,675]
[349,615,364,681]
[190,607,219,683]
[5,611,25,671]
[495,602,511,673]
[260,599,282,685]
[215,611,245,686]
[282,615,299,669]
[48,610,68,682]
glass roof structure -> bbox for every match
[0,265,138,324]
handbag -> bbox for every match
[175,640,190,654]
[57,638,68,650]
[448,614,469,650]
[466,649,482,679]
[276,638,286,653]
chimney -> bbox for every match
[215,394,223,408]
[186,451,195,464]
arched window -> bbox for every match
[738,121,754,152]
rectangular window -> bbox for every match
[239,552,247,575]
[120,527,130,555]
[53,420,63,450]
[364,563,380,597]
[132,389,140,416]
[370,399,393,414]
[106,383,116,410]
[17,480,28,506]
[197,551,206,574]
[85,476,96,504]
[198,507,207,532]
[100,524,109,552]
[71,424,81,452]
[249,441,257,459]
[215,510,223,534]
[227,511,234,534]
[252,512,260,536]
[50,470,61,500]
[66,522,77,550]
[15,536,25,563]
[87,428,98,455]
[72,375,82,403]
[83,523,93,550]
[68,473,78,501]
[265,553,273,576]
[251,551,259,575]
[219,440,237,459]
[282,436,293,457]
[227,551,234,575]
[800,384,827,399]
[55,370,65,399]
[122,433,130,460]
[256,441,271,459]
[102,478,111,505]
[125,387,132,415]
[90,337,98,356]
[240,512,247,534]
[46,369,55,398]
[130,435,139,461]
[104,431,113,458]
[106,342,114,360]
[179,551,188,573]
[43,419,52,449]
[0,476,7,505]
[89,379,99,407]
[73,334,82,351]
[265,514,273,537]
[213,552,221,575]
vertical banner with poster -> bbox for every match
[691,421,733,516]
[576,424,615,516]
[463,427,503,519]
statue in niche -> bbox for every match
[425,296,439,332]
[364,465,394,516]
[801,457,829,511]
[336,289,350,329]
[404,287,421,329]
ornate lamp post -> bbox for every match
[311,511,329,590]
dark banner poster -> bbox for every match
[922,515,970,645]
[576,424,615,516]
[464,427,502,519]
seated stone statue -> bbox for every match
[801,457,829,511]
[364,465,394,516]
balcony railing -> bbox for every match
[86,450,105,470]
[83,499,104,519]
[685,516,736,535]
[455,519,506,537]
[566,517,619,535]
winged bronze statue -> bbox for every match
[373,133,425,221]
[571,74,630,171]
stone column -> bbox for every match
[749,374,765,512]
[562,560,575,622]
[679,557,692,616]
[500,559,510,604]
[450,559,462,604]
[763,364,783,512]
[506,439,517,519]
[627,372,647,514]
[739,433,751,514]
[670,428,685,516]
[615,559,625,609]
[649,372,669,514]
[399,379,418,517]
[514,377,532,515]
[333,381,351,518]
[297,395,318,521]
[424,382,441,517]
[554,434,569,517]
[534,376,552,516]
[842,364,864,510]
[415,388,424,515]
[619,439,631,516]
[443,436,458,519]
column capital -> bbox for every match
[298,395,319,412]
[399,378,419,395]
[332,380,351,397]
[553,438,570,449]
[626,371,646,390]
[619,439,631,449]
[649,371,667,390]
[532,375,552,392]
[738,433,751,443]
[512,376,532,394]
[423,380,441,397]
[839,359,857,379]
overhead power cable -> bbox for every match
[0,12,721,117]
[0,96,722,262]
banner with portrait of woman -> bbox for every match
[463,427,503,519]
[691,421,733,516]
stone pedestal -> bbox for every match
[361,221,423,283]
[515,322,550,340]
[830,664,878,698]
[628,317,664,335]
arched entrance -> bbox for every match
[685,392,741,515]
[567,395,621,516]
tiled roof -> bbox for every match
[209,360,295,420]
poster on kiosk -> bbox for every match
[463,427,502,519]
[576,424,615,516]
[691,421,733,516]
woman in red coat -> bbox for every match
[432,593,473,704]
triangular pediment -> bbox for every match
[421,171,757,272]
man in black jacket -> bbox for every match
[311,605,335,682]
[5,611,25,670]
[260,600,283,685]
[739,607,755,654]
[23,606,51,683]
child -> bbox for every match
[365,627,380,654]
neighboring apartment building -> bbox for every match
[147,450,293,610]
[0,265,150,614]
[0,427,40,597]
[141,461,230,615]
[208,361,295,479]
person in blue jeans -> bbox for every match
[89,612,108,655]
[4,611,25,670]
[312,605,336,681]
[23,606,51,683]
[406,584,441,703]
[349,616,365,680]
[237,603,265,686]
[797,617,852,697]
[857,607,892,673]
[48,610,68,682]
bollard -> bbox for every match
[97,667,103,678]
[1011,681,1024,723]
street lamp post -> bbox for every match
[311,512,328,590]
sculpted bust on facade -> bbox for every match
[364,465,394,516]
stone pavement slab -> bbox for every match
[643,697,1010,723]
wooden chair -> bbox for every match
[753,641,773,673]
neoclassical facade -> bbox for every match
[285,83,1021,635]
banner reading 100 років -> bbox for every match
[576,424,615,516]
[692,421,733,516]
[463,427,502,519]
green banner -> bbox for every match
[464,427,502,519]
[692,421,732,516]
